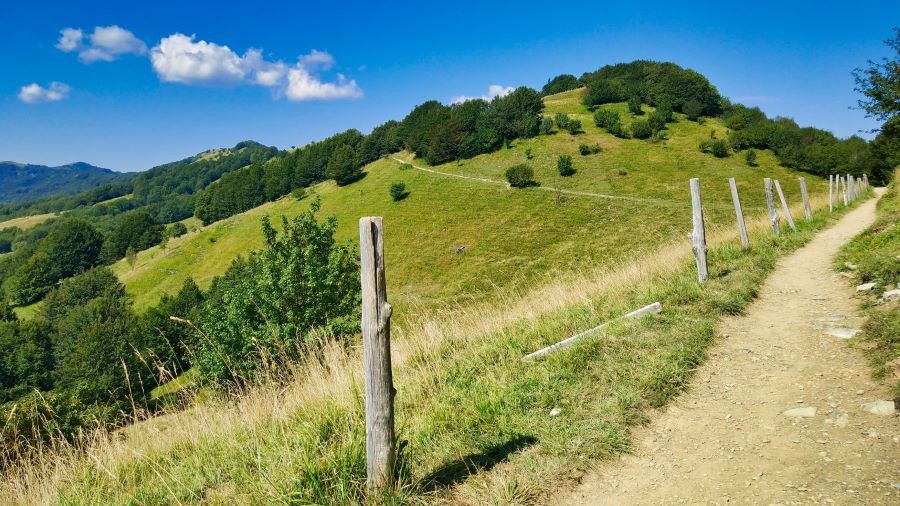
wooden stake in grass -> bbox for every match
[798,177,812,221]
[842,176,848,206]
[359,216,396,493]
[728,177,750,249]
[773,180,796,231]
[689,178,708,283]
[764,178,781,236]
[828,175,833,212]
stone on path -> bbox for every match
[856,282,877,292]
[782,406,817,418]
[862,400,897,416]
[825,327,860,339]
[881,288,900,302]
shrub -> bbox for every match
[579,143,601,155]
[539,117,553,135]
[525,147,533,159]
[167,222,188,238]
[593,109,626,137]
[618,168,628,176]
[683,99,703,121]
[647,111,667,133]
[745,149,758,166]
[557,155,575,176]
[631,119,653,139]
[565,118,583,134]
[700,138,730,158]
[655,98,674,122]
[583,78,626,106]
[505,164,535,187]
[389,182,407,201]
[628,95,643,115]
[554,112,570,130]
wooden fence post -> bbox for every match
[842,176,849,206]
[764,178,781,236]
[359,216,396,493]
[689,178,708,283]
[828,175,833,212]
[798,177,812,221]
[728,177,750,249]
[773,180,796,231]
[848,174,854,201]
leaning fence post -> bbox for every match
[798,177,812,221]
[764,178,781,236]
[359,216,396,493]
[828,175,833,212]
[728,177,750,249]
[689,178,708,283]
[773,180,796,231]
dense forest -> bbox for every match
[1,57,897,461]
[0,161,129,204]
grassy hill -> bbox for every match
[114,88,825,317]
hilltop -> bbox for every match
[0,161,127,204]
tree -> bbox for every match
[628,95,643,115]
[103,211,164,261]
[389,182,407,201]
[683,99,704,121]
[197,199,360,383]
[631,119,653,139]
[125,247,137,271]
[655,98,674,122]
[0,296,15,323]
[647,111,667,134]
[557,155,575,176]
[583,78,626,106]
[505,164,535,188]
[853,28,900,123]
[542,74,580,96]
[745,149,758,167]
[167,222,188,238]
[326,144,363,186]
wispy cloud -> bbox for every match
[57,25,147,63]
[450,84,515,105]
[18,82,70,104]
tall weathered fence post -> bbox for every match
[848,174,854,201]
[728,177,750,249]
[773,180,796,231]
[842,176,849,206]
[798,177,812,221]
[764,178,781,236]
[689,178,708,283]
[828,175,834,212]
[359,216,396,494]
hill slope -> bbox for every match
[0,161,127,204]
[115,88,826,315]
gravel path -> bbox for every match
[560,189,898,505]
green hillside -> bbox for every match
[115,88,825,317]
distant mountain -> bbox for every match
[0,161,128,204]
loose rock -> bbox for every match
[856,282,876,292]
[783,406,817,418]
[861,401,896,416]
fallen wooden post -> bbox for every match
[798,177,812,221]
[359,216,396,494]
[523,302,662,360]
[729,177,750,249]
[764,178,781,236]
[774,180,796,231]
[689,178,708,282]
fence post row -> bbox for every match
[764,178,781,236]
[728,177,750,249]
[773,180,796,231]
[689,178,708,283]
[798,177,812,221]
[359,216,396,493]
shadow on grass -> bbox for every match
[418,435,538,491]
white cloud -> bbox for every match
[57,25,147,63]
[56,28,83,52]
[450,84,515,105]
[150,33,361,100]
[150,33,247,84]
[18,82,70,104]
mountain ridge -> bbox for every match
[0,160,128,204]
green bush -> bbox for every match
[541,74,579,96]
[631,119,653,139]
[745,149,758,166]
[647,111,667,133]
[539,117,553,135]
[565,118,583,134]
[554,112,570,130]
[628,95,643,115]
[505,164,535,187]
[389,182,407,201]
[700,139,730,158]
[655,98,674,122]
[683,99,703,121]
[582,78,626,106]
[557,155,575,176]
[578,143,601,155]
[167,222,188,238]
[593,109,626,137]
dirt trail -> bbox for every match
[560,189,898,505]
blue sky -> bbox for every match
[1,1,895,172]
